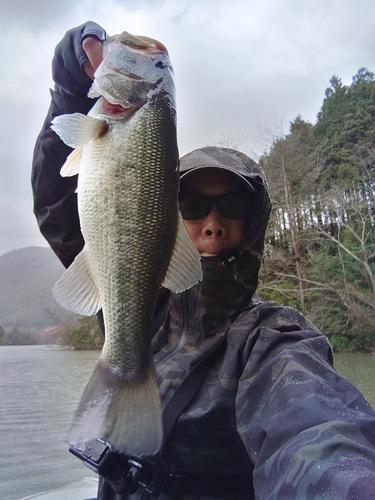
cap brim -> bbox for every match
[180,166,255,193]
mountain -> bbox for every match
[0,246,80,329]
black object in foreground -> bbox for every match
[70,439,159,495]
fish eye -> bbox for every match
[155,60,167,69]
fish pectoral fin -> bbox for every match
[51,113,105,148]
[162,212,202,293]
[60,147,83,177]
[52,248,101,316]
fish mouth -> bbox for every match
[109,31,168,56]
[102,98,146,117]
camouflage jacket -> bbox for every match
[32,23,375,500]
[98,284,375,500]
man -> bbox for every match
[32,22,375,499]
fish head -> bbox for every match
[88,31,175,118]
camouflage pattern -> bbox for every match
[94,148,375,500]
[105,148,375,499]
[150,301,375,500]
[32,23,375,499]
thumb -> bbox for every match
[82,36,103,79]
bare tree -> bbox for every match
[260,118,311,304]
[310,190,375,306]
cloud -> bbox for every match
[1,0,375,256]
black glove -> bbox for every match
[32,22,107,268]
[52,21,107,99]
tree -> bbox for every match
[259,68,375,350]
[310,191,375,304]
[313,68,375,189]
[260,117,313,305]
[260,189,375,350]
[65,316,103,350]
[352,67,375,85]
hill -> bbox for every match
[0,246,80,330]
[258,67,375,351]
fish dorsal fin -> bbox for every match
[51,113,105,148]
[53,247,101,316]
[162,212,202,293]
[60,147,83,177]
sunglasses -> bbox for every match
[179,192,253,220]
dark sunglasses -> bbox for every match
[179,192,253,220]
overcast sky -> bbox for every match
[1,0,374,257]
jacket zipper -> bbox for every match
[155,291,190,367]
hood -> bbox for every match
[178,147,272,330]
[179,147,271,256]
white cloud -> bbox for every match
[1,0,375,255]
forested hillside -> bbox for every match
[0,247,80,344]
[0,247,103,349]
[259,68,375,351]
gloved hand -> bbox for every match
[52,21,107,99]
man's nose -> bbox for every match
[202,205,226,238]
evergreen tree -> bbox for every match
[259,68,375,350]
[313,68,375,189]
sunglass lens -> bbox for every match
[179,194,211,220]
[218,192,253,219]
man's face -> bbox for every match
[180,168,249,257]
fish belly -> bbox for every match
[69,104,179,455]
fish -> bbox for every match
[50,31,202,456]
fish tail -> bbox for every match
[68,360,163,456]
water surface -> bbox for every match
[334,352,375,409]
[0,346,98,500]
[0,346,374,500]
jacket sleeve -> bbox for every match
[236,305,375,499]
[31,21,107,268]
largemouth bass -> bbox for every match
[51,32,202,456]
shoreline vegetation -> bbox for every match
[257,67,375,352]
[0,318,103,350]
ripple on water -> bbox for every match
[0,345,99,500]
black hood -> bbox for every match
[179,146,272,260]
[178,147,272,329]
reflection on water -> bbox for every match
[0,346,374,500]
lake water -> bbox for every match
[0,346,99,500]
[0,345,374,500]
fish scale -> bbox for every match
[51,31,202,455]
[82,111,176,367]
